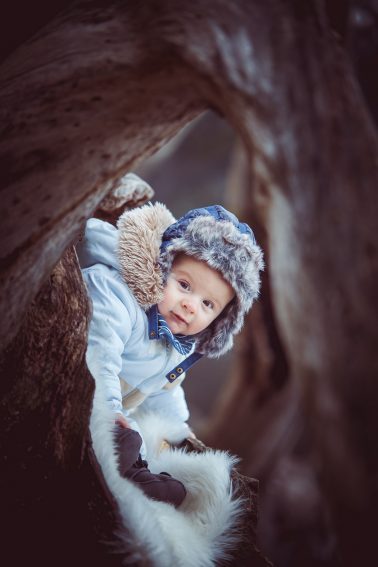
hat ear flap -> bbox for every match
[195,298,241,358]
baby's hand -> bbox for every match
[115,414,130,429]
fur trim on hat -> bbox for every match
[117,202,175,309]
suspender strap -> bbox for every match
[166,352,203,383]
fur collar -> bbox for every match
[117,202,175,309]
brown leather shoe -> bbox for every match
[126,455,187,507]
[115,426,186,507]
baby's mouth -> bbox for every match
[172,312,187,325]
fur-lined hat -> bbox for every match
[117,203,263,358]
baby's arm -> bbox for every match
[83,269,134,418]
[115,414,130,428]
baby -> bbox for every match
[77,202,263,507]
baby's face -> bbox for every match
[158,254,234,336]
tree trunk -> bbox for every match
[1,0,378,565]
[0,248,143,565]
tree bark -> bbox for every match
[0,0,206,349]
[1,0,378,565]
[0,248,144,565]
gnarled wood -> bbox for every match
[1,1,378,565]
[95,173,154,225]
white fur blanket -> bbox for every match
[90,392,243,566]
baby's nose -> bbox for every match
[182,298,196,313]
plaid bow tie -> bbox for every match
[156,312,195,355]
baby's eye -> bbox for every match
[203,299,214,309]
[179,280,190,291]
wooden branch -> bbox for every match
[0,0,206,349]
[94,172,154,225]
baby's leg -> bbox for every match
[114,426,142,473]
[115,426,186,508]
